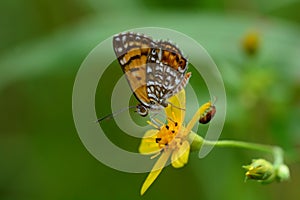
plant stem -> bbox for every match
[189,132,284,166]
[205,140,274,153]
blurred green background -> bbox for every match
[1,0,300,199]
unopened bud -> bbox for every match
[243,159,275,183]
[276,164,290,182]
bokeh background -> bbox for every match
[1,0,300,199]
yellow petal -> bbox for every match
[183,101,212,136]
[139,129,160,154]
[165,89,186,124]
[171,141,190,168]
[140,150,172,195]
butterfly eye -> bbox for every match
[136,104,148,117]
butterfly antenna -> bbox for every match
[149,110,177,128]
[97,106,136,123]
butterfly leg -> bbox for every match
[149,111,165,128]
[167,101,186,111]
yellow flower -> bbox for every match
[139,89,214,195]
[241,30,260,56]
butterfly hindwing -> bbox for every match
[145,41,190,104]
[157,41,188,73]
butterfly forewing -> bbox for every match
[113,33,156,107]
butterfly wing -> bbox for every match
[113,33,191,111]
[146,41,191,104]
[113,32,156,107]
[158,41,188,73]
[159,41,191,98]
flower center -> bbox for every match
[155,120,182,150]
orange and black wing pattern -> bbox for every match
[113,32,191,113]
[113,32,156,107]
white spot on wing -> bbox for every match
[151,49,156,55]
[150,85,155,92]
[147,81,155,86]
[155,65,163,72]
[155,74,163,80]
[158,49,162,60]
[122,35,126,43]
[148,93,157,99]
[166,67,170,73]
[147,67,152,73]
[160,91,164,97]
[156,82,163,88]
[175,78,180,85]
[122,57,127,64]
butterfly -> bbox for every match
[112,32,191,117]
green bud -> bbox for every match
[276,164,290,182]
[243,159,276,183]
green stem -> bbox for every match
[206,140,274,153]
[189,132,284,166]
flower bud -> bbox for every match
[242,31,260,56]
[243,159,275,183]
[276,164,290,182]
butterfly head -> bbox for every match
[136,104,148,117]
